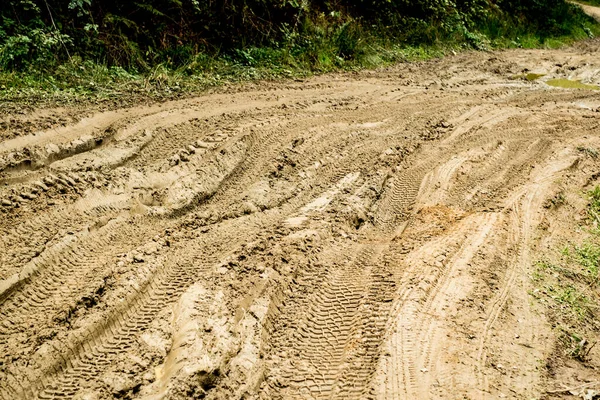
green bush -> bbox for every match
[0,0,598,75]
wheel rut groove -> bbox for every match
[2,42,600,399]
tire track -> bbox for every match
[3,156,366,398]
[5,210,263,398]
[34,258,208,399]
[476,149,579,396]
[3,45,600,400]
[412,213,499,398]
[374,161,437,231]
[0,176,129,282]
[371,213,497,399]
[274,244,394,399]
[0,218,159,364]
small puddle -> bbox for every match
[525,73,545,81]
[510,73,545,81]
[546,78,600,90]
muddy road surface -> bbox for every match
[2,36,600,399]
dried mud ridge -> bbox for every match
[2,39,600,400]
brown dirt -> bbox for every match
[2,35,600,400]
[577,2,600,21]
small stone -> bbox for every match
[45,143,61,156]
[144,242,160,255]
[129,354,149,368]
[73,390,101,400]
[187,145,197,154]
[242,201,259,214]
[169,154,181,166]
[1,199,12,207]
[179,153,190,162]
[102,373,138,395]
[217,266,229,275]
[142,371,154,382]
[133,255,145,263]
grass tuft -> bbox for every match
[578,146,600,159]
[532,185,600,361]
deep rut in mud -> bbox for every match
[2,37,600,400]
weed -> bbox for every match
[543,192,566,209]
[577,146,599,159]
[532,185,600,361]
[571,242,600,284]
[550,284,594,322]
[558,328,596,361]
[588,186,600,219]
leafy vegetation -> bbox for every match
[0,0,599,102]
[577,146,600,159]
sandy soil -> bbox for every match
[578,2,600,20]
[2,33,600,400]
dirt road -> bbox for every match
[1,33,600,399]
[577,2,600,20]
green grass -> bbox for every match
[577,146,600,159]
[588,186,600,217]
[531,186,600,361]
[1,3,599,107]
[0,42,451,106]
[533,259,598,360]
[558,328,596,360]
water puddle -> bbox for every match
[546,78,600,90]
[511,73,545,81]
[525,73,545,81]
